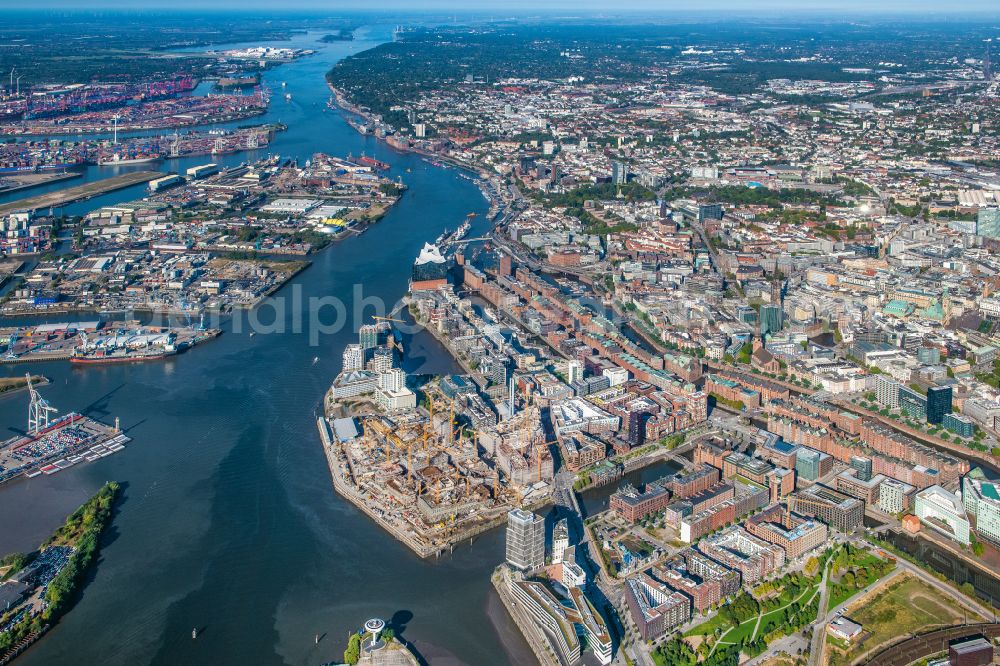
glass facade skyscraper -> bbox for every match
[760,304,784,339]
[506,508,544,571]
[977,207,1000,239]
[926,385,953,425]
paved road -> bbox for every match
[683,213,722,276]
[805,542,834,666]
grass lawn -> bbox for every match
[826,584,859,612]
[707,579,822,653]
[718,617,756,645]
[683,613,730,637]
[827,574,981,666]
[825,546,896,612]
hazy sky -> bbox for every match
[10,0,1000,13]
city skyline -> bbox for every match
[0,8,999,666]
[7,0,1000,14]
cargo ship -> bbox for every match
[452,217,472,241]
[98,153,162,166]
[0,162,83,174]
[357,155,390,171]
[70,347,177,364]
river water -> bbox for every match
[0,24,537,666]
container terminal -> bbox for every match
[0,124,282,176]
[0,375,129,486]
[1,85,269,136]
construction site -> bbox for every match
[318,375,555,558]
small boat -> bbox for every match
[312,356,319,365]
[250,332,257,338]
[192,628,198,640]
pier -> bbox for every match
[0,378,130,487]
[0,171,163,216]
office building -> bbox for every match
[759,439,799,470]
[759,304,784,338]
[792,485,864,532]
[795,447,832,482]
[962,468,1000,546]
[698,203,724,222]
[914,485,970,545]
[722,451,775,485]
[612,160,629,185]
[660,464,720,499]
[977,206,1000,239]
[926,385,953,424]
[566,587,613,665]
[498,252,512,277]
[506,509,544,571]
[917,347,941,365]
[508,579,582,664]
[850,456,873,482]
[835,470,885,505]
[942,413,976,438]
[767,468,795,502]
[736,305,758,328]
[603,367,629,386]
[566,359,584,385]
[745,505,828,559]
[610,482,670,522]
[878,478,916,514]
[872,374,900,409]
[898,386,928,420]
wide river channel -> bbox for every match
[0,24,550,666]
